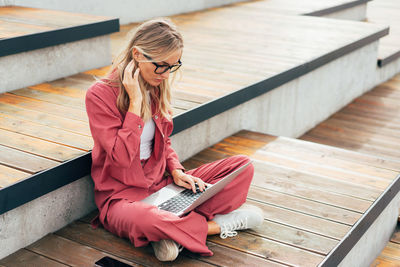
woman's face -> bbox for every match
[134,49,182,87]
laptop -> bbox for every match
[140,161,251,217]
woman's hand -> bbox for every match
[171,169,206,193]
[123,61,142,115]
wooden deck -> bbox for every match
[1,129,399,266]
[0,1,388,190]
[300,74,400,266]
[300,74,400,162]
[0,6,117,57]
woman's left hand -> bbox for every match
[171,169,206,193]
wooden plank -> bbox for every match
[0,6,110,30]
[0,102,91,136]
[212,144,391,190]
[235,130,400,172]
[78,212,287,267]
[26,234,141,267]
[189,241,285,267]
[248,220,338,255]
[224,135,399,179]
[0,145,58,174]
[310,122,400,152]
[341,105,400,125]
[208,231,325,266]
[347,101,400,117]
[0,93,87,122]
[317,120,400,149]
[246,199,351,240]
[84,66,111,77]
[0,20,52,38]
[30,83,87,99]
[0,129,85,162]
[55,221,214,267]
[331,112,400,133]
[0,114,93,150]
[0,249,67,267]
[248,186,362,226]
[375,242,400,263]
[0,163,30,188]
[302,129,400,161]
[10,87,85,110]
[188,148,380,203]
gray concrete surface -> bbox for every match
[1,35,111,94]
[0,176,96,259]
[317,3,367,21]
[375,57,400,86]
[338,190,400,267]
[6,0,249,25]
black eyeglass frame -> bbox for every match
[143,54,182,74]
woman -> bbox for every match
[85,18,263,261]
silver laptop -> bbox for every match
[141,161,251,217]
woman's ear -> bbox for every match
[131,47,140,62]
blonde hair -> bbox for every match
[103,18,183,121]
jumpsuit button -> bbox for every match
[155,115,158,119]
[138,125,142,129]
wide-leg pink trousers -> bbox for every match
[103,155,254,256]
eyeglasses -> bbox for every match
[143,54,182,74]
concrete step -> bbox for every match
[8,0,369,24]
[0,6,119,94]
[0,0,394,260]
[1,130,399,266]
[367,0,400,85]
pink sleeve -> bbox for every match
[85,87,144,168]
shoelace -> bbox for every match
[219,217,248,239]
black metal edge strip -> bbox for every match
[0,26,389,216]
[172,26,389,135]
[378,50,400,67]
[0,18,119,57]
[319,174,400,266]
[0,152,92,215]
[304,0,371,17]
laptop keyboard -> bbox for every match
[158,184,208,214]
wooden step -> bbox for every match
[1,129,399,266]
[0,1,389,213]
[14,0,368,24]
[300,74,400,162]
[0,6,118,57]
[0,6,119,93]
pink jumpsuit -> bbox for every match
[85,81,254,256]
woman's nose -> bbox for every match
[161,70,170,79]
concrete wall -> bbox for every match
[317,3,368,21]
[375,57,400,85]
[5,0,249,24]
[171,41,380,162]
[0,176,96,259]
[0,35,110,94]
[338,190,400,267]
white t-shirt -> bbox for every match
[140,91,155,160]
[140,118,155,160]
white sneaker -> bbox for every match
[213,204,264,239]
[151,239,183,261]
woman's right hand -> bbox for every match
[123,61,142,116]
